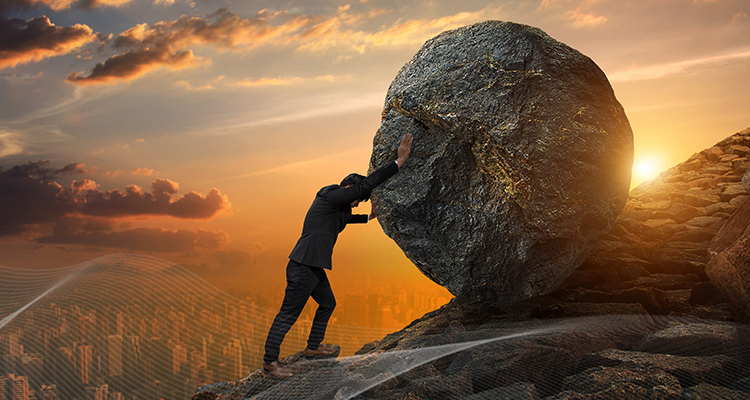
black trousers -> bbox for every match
[263,259,336,364]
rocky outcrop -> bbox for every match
[560,127,750,325]
[192,346,343,400]
[351,296,750,399]
[582,127,750,279]
[705,196,750,322]
[550,366,683,399]
[370,20,633,302]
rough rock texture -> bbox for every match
[192,345,343,400]
[352,297,750,400]
[705,199,750,322]
[637,323,746,357]
[369,20,633,301]
[681,383,750,400]
[550,366,683,400]
[581,348,739,387]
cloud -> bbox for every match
[0,124,75,158]
[237,74,341,87]
[0,130,25,158]
[71,179,98,192]
[131,167,155,176]
[567,10,607,28]
[3,160,90,180]
[77,0,133,10]
[66,8,314,84]
[174,79,214,90]
[238,77,303,87]
[38,226,229,251]
[536,0,608,28]
[0,0,72,15]
[609,47,750,82]
[0,162,80,235]
[80,178,231,218]
[0,16,96,69]
[0,161,231,236]
[294,9,488,52]
[112,8,314,50]
[68,7,491,84]
[0,0,133,14]
[66,46,200,84]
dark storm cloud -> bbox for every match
[0,0,35,17]
[0,161,231,237]
[0,16,95,69]
[0,166,75,236]
[4,160,90,180]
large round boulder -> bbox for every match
[369,21,633,301]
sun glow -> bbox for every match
[632,156,665,189]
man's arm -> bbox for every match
[325,134,413,207]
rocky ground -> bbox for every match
[194,127,750,400]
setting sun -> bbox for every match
[632,156,665,188]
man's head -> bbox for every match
[341,173,370,203]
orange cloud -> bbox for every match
[237,74,341,87]
[81,178,230,219]
[103,170,122,179]
[131,167,155,176]
[567,10,608,27]
[536,0,608,28]
[66,8,316,85]
[174,79,214,90]
[0,16,96,69]
[67,7,491,84]
[609,47,750,82]
[112,8,314,50]
[71,179,98,193]
[77,0,133,9]
[66,46,199,84]
[29,0,77,11]
[294,10,488,52]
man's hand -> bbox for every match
[396,133,413,167]
[369,197,379,221]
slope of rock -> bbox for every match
[196,116,750,400]
[580,127,750,279]
[552,127,750,324]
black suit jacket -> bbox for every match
[288,161,399,270]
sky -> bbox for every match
[1,0,749,294]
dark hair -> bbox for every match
[340,173,370,201]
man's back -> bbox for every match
[288,161,399,270]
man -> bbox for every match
[262,133,414,377]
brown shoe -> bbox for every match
[262,361,293,378]
[304,344,337,358]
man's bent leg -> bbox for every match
[263,260,320,364]
[306,268,336,351]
